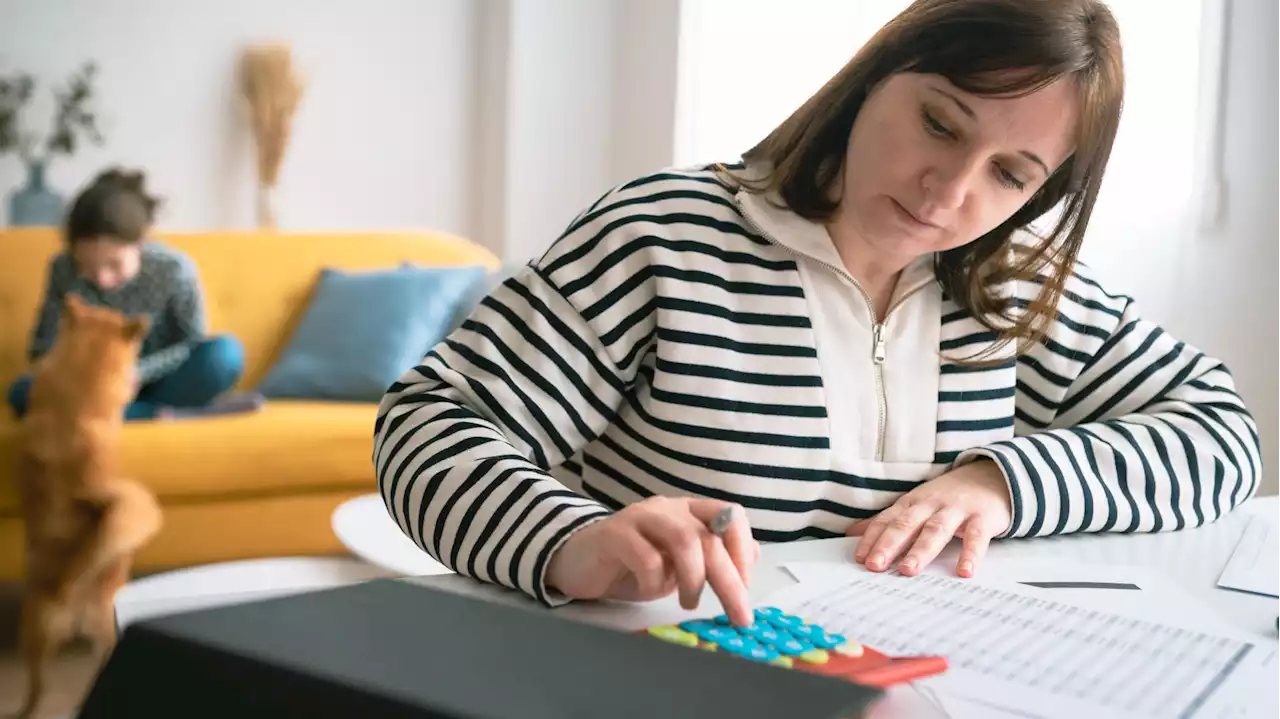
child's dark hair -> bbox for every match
[64,167,162,245]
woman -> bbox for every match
[374,0,1260,627]
[6,168,252,422]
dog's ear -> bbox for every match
[122,316,150,343]
[61,293,85,327]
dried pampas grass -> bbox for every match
[239,43,304,229]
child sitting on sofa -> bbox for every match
[5,167,262,421]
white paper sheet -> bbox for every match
[765,564,1277,719]
[789,559,1243,637]
[1217,515,1280,598]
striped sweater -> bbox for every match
[373,163,1261,606]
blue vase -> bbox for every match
[8,162,66,227]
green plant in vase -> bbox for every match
[0,61,105,227]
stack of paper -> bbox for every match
[774,562,1277,719]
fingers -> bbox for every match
[898,509,965,576]
[845,519,871,537]
[608,525,670,598]
[635,512,707,611]
[702,532,753,627]
[642,500,755,626]
[854,501,935,571]
[853,514,889,563]
[956,517,993,578]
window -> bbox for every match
[673,0,1229,275]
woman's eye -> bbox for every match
[921,108,953,139]
[996,165,1026,191]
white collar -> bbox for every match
[732,165,938,304]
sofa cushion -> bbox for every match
[0,401,382,514]
[445,261,529,335]
[258,265,486,402]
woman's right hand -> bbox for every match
[545,496,759,626]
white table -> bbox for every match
[395,496,1277,719]
[331,493,452,576]
[355,494,1278,641]
[113,556,398,631]
[111,493,451,632]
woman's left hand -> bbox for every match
[847,459,1012,578]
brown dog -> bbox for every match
[12,294,163,719]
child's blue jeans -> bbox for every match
[5,335,245,421]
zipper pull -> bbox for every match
[872,323,886,364]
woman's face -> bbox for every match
[838,71,1080,268]
[72,237,142,292]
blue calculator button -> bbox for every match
[746,626,782,643]
[775,638,810,656]
[742,644,780,662]
[679,619,716,633]
[706,627,740,643]
[655,610,855,668]
[754,607,783,620]
[791,624,823,641]
[810,632,846,649]
[767,614,803,631]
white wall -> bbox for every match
[0,0,475,235]
[470,0,681,264]
[503,0,619,264]
[0,0,679,261]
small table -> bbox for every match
[113,556,396,632]
[330,493,453,577]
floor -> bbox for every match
[0,584,101,719]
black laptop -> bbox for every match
[81,578,883,719]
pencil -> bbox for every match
[709,506,734,536]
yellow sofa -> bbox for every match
[0,227,498,581]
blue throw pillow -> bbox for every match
[258,265,486,402]
[445,261,529,335]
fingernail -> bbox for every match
[958,560,973,577]
[900,557,917,572]
[869,552,885,569]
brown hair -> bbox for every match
[732,0,1124,356]
[65,167,162,245]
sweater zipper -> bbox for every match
[735,199,929,460]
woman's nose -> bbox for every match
[921,158,981,212]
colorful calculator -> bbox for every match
[640,606,948,689]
